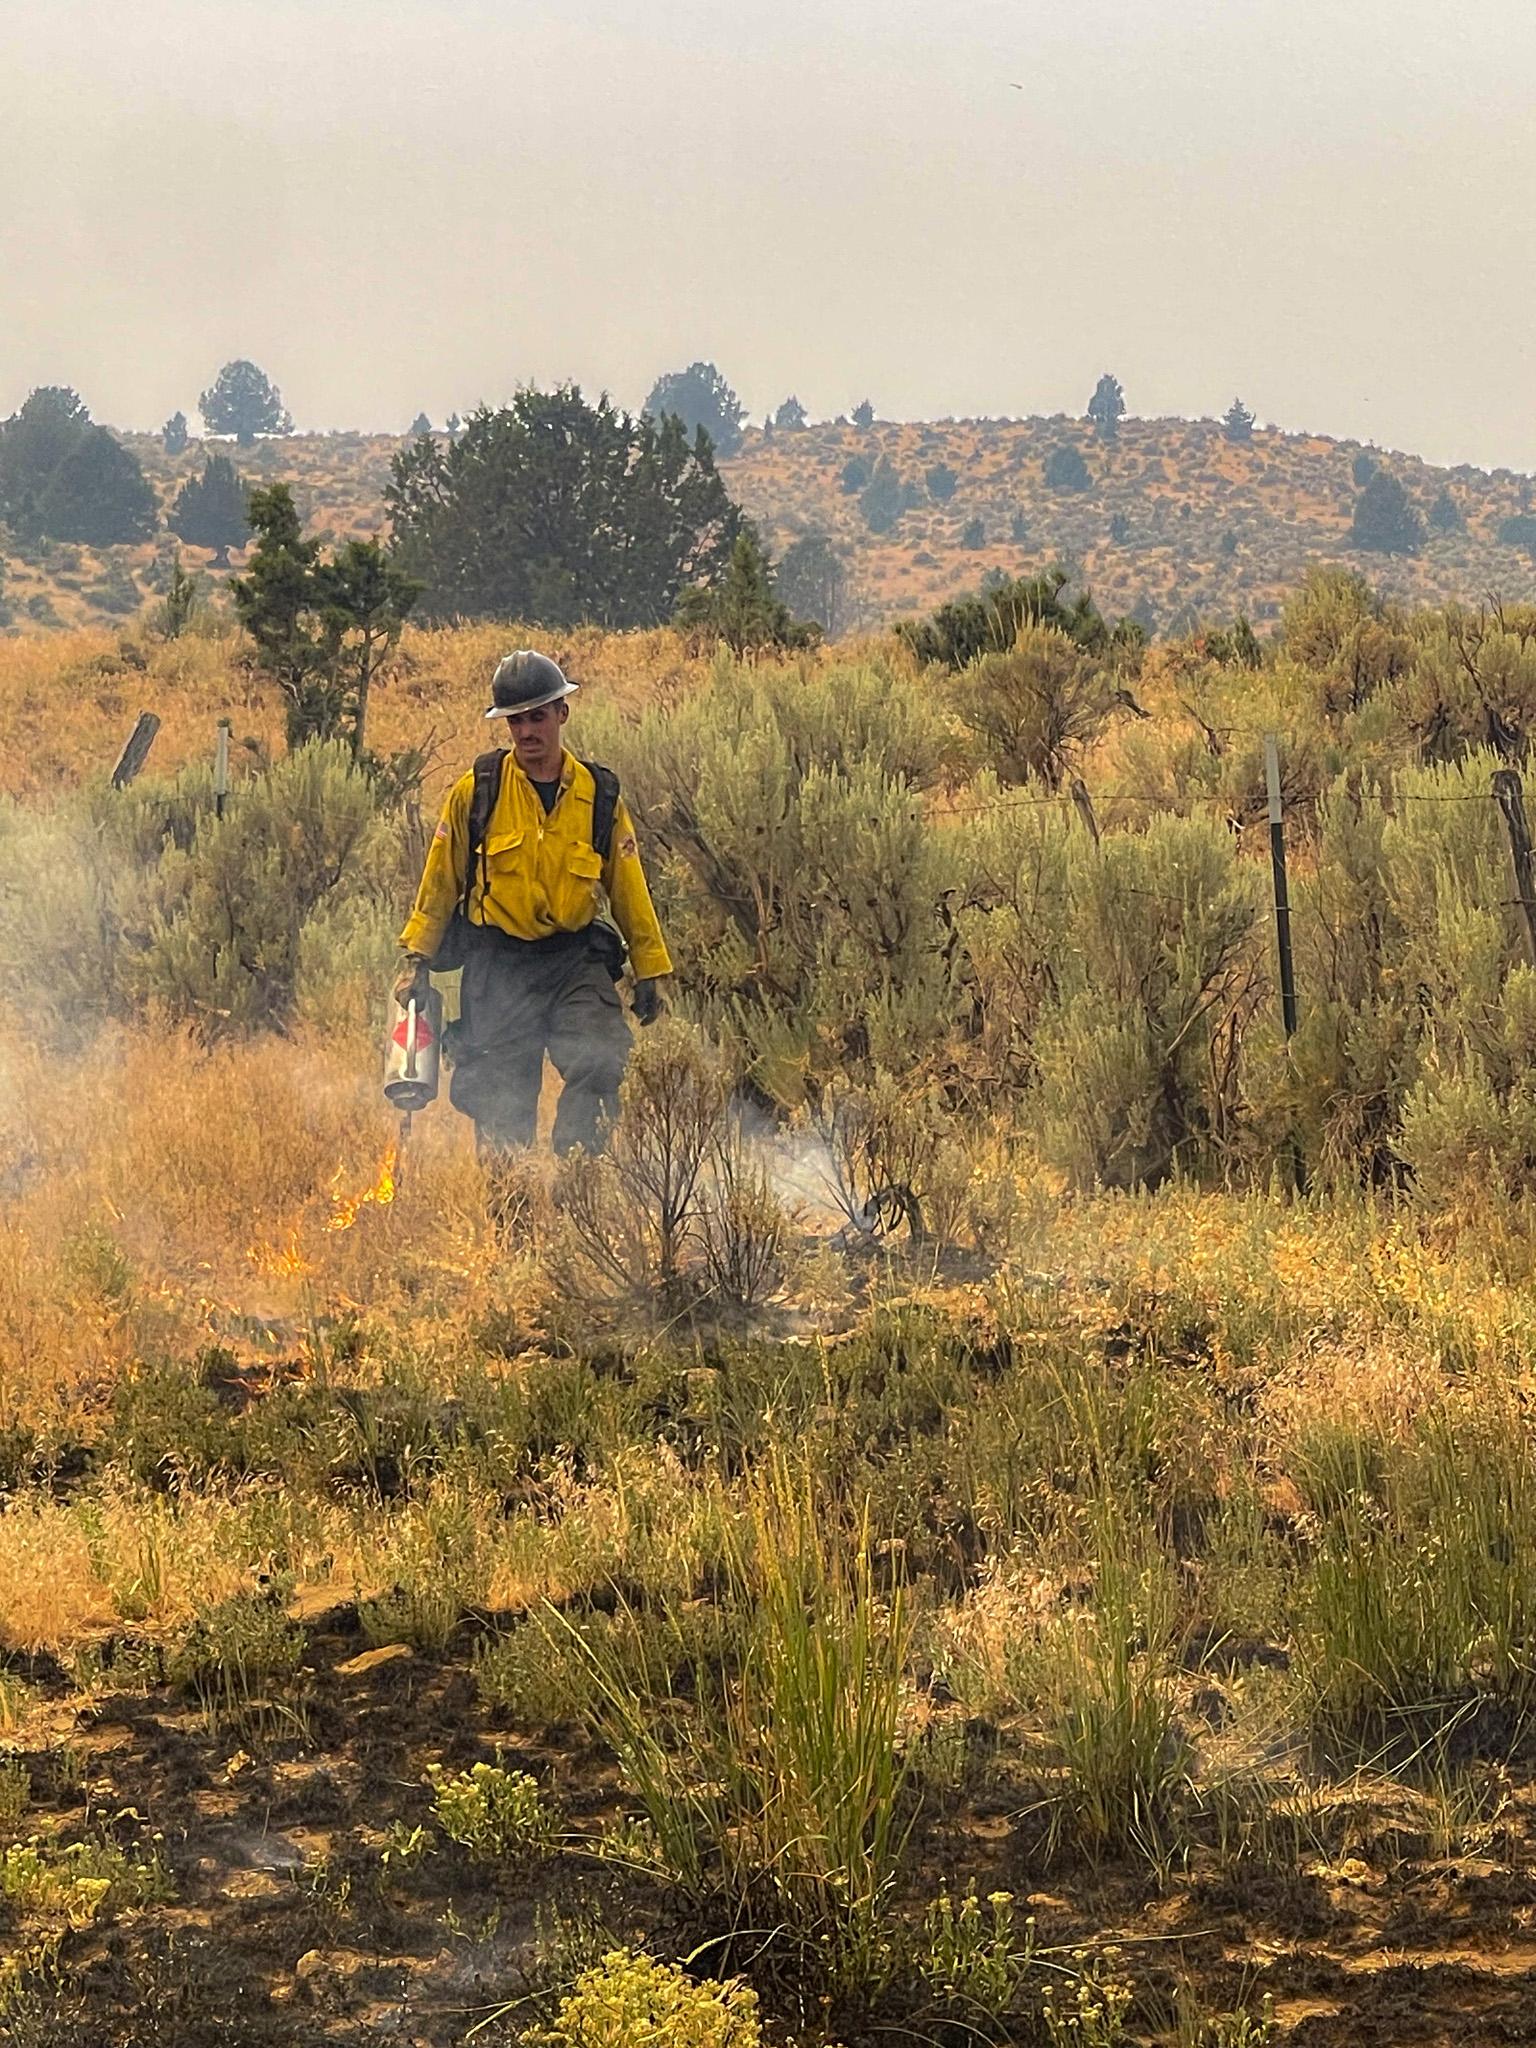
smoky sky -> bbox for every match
[2,0,1533,470]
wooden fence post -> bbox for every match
[110,712,160,790]
[1492,767,1536,966]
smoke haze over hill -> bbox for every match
[3,0,1534,469]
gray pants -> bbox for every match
[449,927,631,1156]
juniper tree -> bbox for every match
[643,361,746,457]
[1222,398,1255,444]
[1428,487,1463,535]
[232,484,419,755]
[1350,471,1424,556]
[199,360,292,446]
[387,385,742,628]
[163,410,190,456]
[859,457,910,534]
[1044,444,1091,493]
[34,428,157,545]
[0,387,92,537]
[169,453,250,566]
[777,533,848,636]
[409,412,432,437]
[851,399,875,429]
[773,395,808,430]
[675,527,813,655]
[1086,373,1126,442]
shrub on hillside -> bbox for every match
[952,625,1114,789]
[898,565,1120,670]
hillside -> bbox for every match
[733,413,1536,632]
[3,413,1535,636]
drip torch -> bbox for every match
[383,982,444,1186]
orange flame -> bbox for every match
[247,1230,312,1278]
[325,1143,399,1233]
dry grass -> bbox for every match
[0,617,716,805]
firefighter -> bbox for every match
[393,650,671,1163]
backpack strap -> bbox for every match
[460,748,508,919]
[583,761,621,861]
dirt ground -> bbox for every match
[6,1603,1536,2047]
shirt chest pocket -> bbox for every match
[566,847,604,883]
[483,828,526,871]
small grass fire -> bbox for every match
[324,1142,400,1232]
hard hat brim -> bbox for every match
[482,679,579,719]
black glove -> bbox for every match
[630,977,665,1026]
[392,952,432,1009]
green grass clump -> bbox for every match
[1296,1394,1536,1754]
[567,1459,912,1993]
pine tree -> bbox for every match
[409,413,432,437]
[169,453,251,567]
[1223,398,1255,444]
[851,399,875,429]
[199,360,293,446]
[163,410,190,456]
[34,427,157,545]
[1086,373,1126,442]
[773,395,807,430]
[1350,471,1425,556]
[925,463,958,502]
